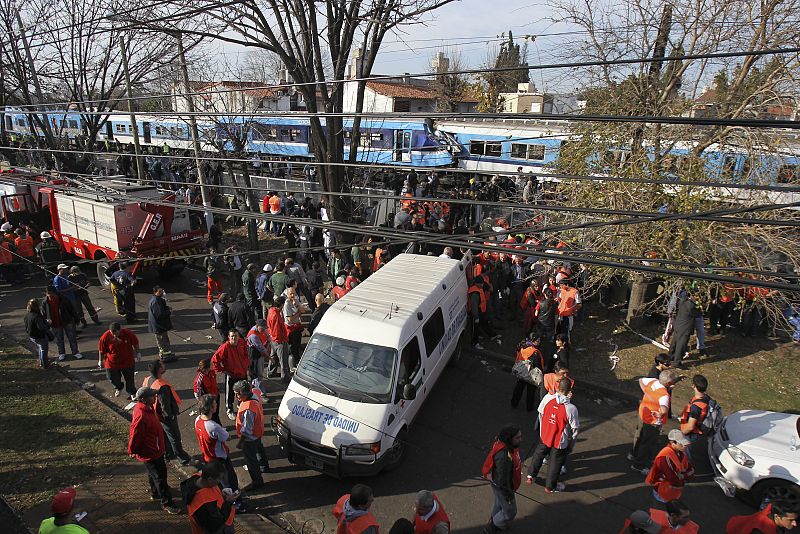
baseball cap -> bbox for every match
[628,510,660,534]
[336,276,345,286]
[51,487,76,515]
[57,263,69,270]
[134,386,157,401]
[0,222,11,231]
[262,263,274,272]
[40,231,52,239]
[668,429,691,446]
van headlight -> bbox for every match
[726,445,755,468]
[344,442,381,456]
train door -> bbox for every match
[143,122,152,144]
[394,130,412,162]
[105,121,114,140]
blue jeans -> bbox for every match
[30,337,48,366]
[694,316,706,350]
[684,432,701,461]
[53,323,78,355]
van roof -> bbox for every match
[314,253,464,349]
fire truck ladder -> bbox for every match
[67,175,121,198]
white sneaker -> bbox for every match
[73,353,84,360]
[543,457,549,465]
[58,354,66,361]
[114,389,121,397]
[227,411,236,421]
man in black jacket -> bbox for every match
[241,263,260,320]
[308,293,329,334]
[228,293,254,339]
[668,293,698,367]
[42,285,83,362]
[181,461,236,533]
[483,425,522,533]
[148,286,176,362]
[68,265,101,327]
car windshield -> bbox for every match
[295,333,397,403]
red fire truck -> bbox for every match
[0,169,206,286]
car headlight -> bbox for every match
[345,442,381,455]
[726,445,755,468]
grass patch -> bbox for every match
[571,308,800,414]
[0,336,129,512]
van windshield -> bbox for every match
[295,333,397,403]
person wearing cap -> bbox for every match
[267,296,291,382]
[212,330,249,420]
[645,430,694,502]
[180,460,237,534]
[0,221,12,234]
[127,386,181,514]
[620,509,662,534]
[246,319,271,381]
[651,500,699,533]
[629,368,683,474]
[256,263,275,317]
[242,262,260,320]
[234,380,269,490]
[98,322,140,399]
[35,231,62,276]
[332,276,347,301]
[148,286,175,362]
[38,487,89,534]
[68,266,100,327]
[42,284,83,362]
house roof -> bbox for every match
[366,81,436,99]
[695,88,718,104]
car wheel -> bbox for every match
[96,259,111,290]
[751,479,800,508]
[382,428,408,472]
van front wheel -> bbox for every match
[382,429,408,472]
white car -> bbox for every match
[709,409,800,506]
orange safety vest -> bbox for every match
[268,195,281,213]
[543,374,575,396]
[726,504,778,534]
[467,285,487,314]
[414,494,450,534]
[142,375,183,414]
[332,285,348,301]
[680,395,710,435]
[400,193,414,210]
[481,440,522,491]
[557,286,578,317]
[247,326,269,348]
[0,241,11,264]
[186,477,235,534]
[15,235,34,257]
[646,446,691,501]
[333,494,380,534]
[516,346,543,369]
[236,398,264,439]
[650,508,699,534]
[372,248,384,272]
[638,379,669,426]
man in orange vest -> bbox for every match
[234,380,269,491]
[542,361,574,396]
[556,279,581,340]
[629,369,682,474]
[333,484,379,534]
[726,500,797,533]
[194,394,241,501]
[646,430,694,502]
[181,460,236,534]
[414,490,450,534]
[143,360,192,465]
[481,425,522,533]
[679,374,711,461]
[650,500,699,533]
[212,330,250,418]
[510,335,544,412]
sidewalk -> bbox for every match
[1,336,281,534]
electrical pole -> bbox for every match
[117,35,147,184]
[176,32,213,231]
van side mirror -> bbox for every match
[402,383,417,401]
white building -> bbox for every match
[172,80,292,113]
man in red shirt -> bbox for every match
[127,386,180,514]
[726,500,797,534]
[267,296,290,383]
[211,330,249,420]
[98,322,140,399]
[646,430,694,503]
[526,378,579,492]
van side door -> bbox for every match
[421,307,448,384]
[387,335,425,434]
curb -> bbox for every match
[465,347,639,406]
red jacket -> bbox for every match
[98,329,138,370]
[211,339,248,379]
[128,402,165,462]
[267,306,289,343]
[193,369,220,396]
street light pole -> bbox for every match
[175,32,213,231]
[117,35,147,184]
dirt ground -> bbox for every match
[0,336,130,512]
[569,304,800,414]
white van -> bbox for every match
[272,253,468,477]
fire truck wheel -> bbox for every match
[97,260,112,290]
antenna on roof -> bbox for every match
[385,303,399,320]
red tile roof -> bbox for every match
[366,81,436,99]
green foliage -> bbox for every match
[475,31,530,112]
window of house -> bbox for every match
[485,143,502,157]
[394,100,410,112]
[395,337,421,402]
[469,140,485,155]
[422,308,445,357]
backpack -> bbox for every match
[699,398,724,435]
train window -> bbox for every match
[68,120,78,129]
[469,141,485,156]
[778,164,799,183]
[176,128,185,138]
[511,143,527,159]
[252,123,276,140]
[280,128,302,141]
[528,144,545,160]
[5,117,11,130]
[115,124,127,133]
[485,143,502,157]
[422,307,445,357]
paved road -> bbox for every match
[0,266,755,533]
